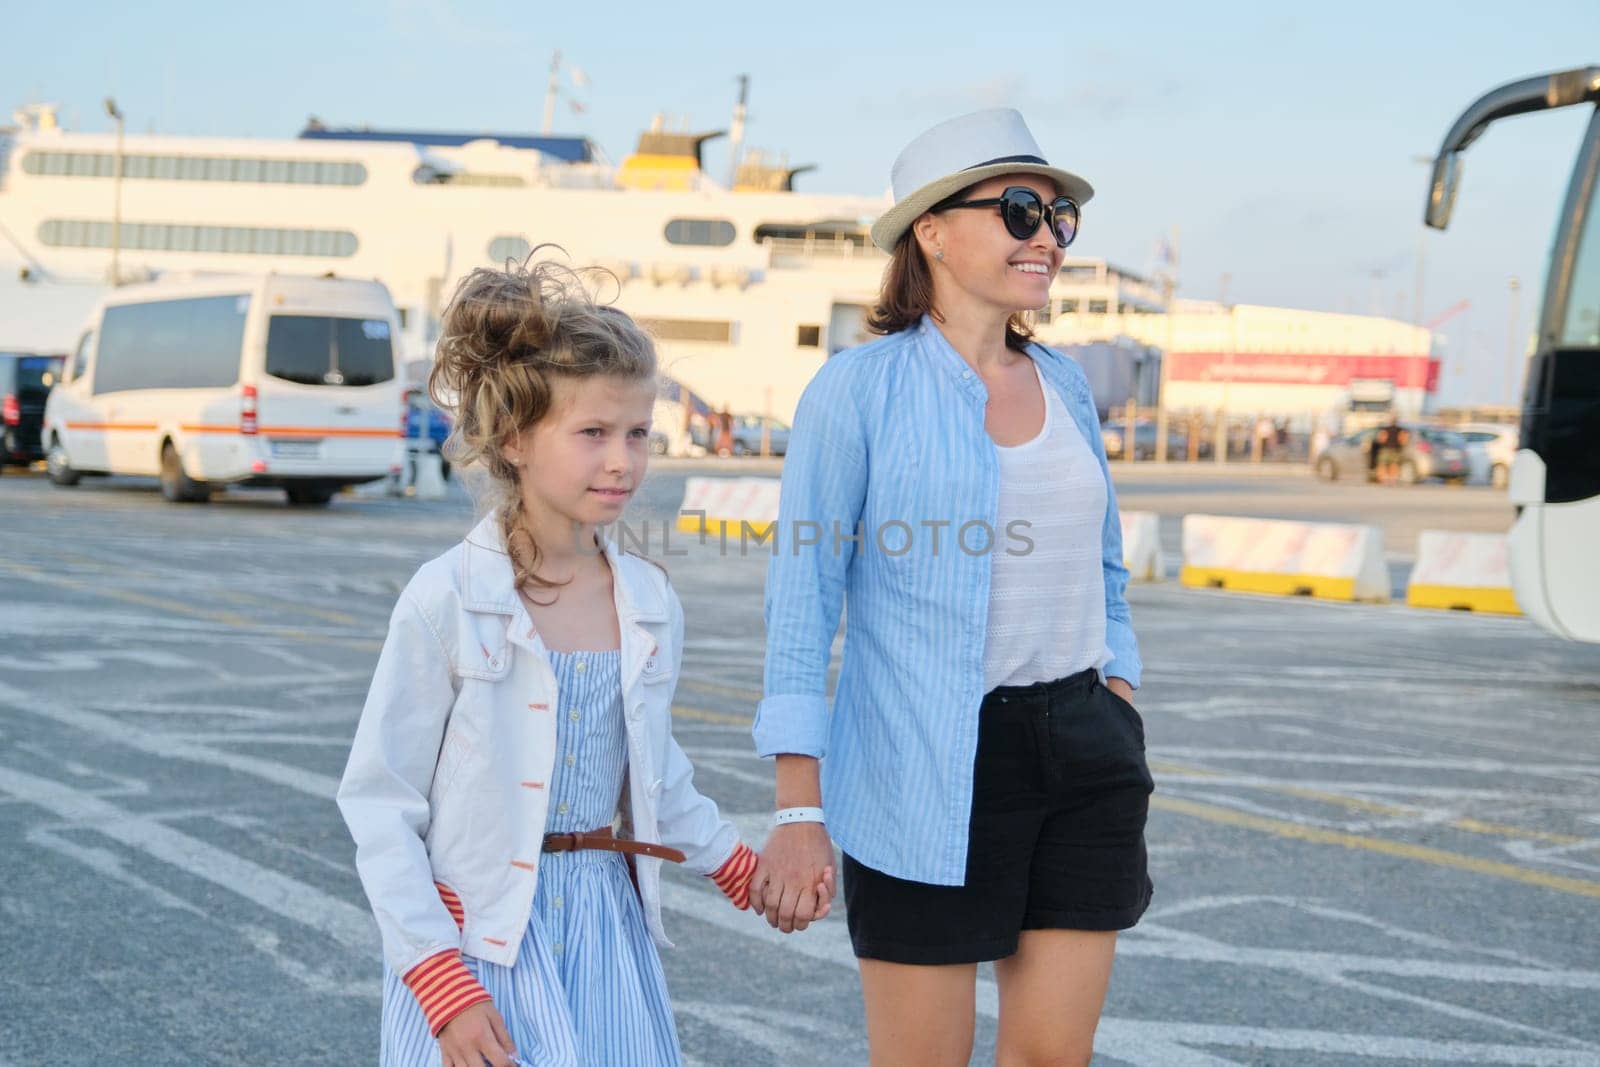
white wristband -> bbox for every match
[773,806,825,827]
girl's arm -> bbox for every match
[336,587,492,1035]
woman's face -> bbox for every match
[917,173,1065,315]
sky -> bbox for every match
[7,0,1597,406]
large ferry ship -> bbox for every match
[0,99,1437,425]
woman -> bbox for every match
[748,109,1153,1065]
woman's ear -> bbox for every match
[911,212,942,261]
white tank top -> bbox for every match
[983,358,1111,692]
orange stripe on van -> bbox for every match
[179,424,240,434]
[258,425,401,438]
[65,421,158,432]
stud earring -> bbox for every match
[934,249,945,262]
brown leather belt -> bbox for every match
[541,826,686,864]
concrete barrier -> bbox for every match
[411,451,448,500]
[1405,531,1521,615]
[1120,511,1163,582]
[676,476,781,539]
[1180,514,1389,602]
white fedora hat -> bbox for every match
[870,108,1093,253]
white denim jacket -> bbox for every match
[337,514,740,975]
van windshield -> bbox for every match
[265,315,394,387]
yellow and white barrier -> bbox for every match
[1405,531,1521,615]
[1180,514,1389,602]
[676,476,781,539]
[1120,511,1163,582]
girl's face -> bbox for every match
[502,374,656,534]
[918,173,1065,315]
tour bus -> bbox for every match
[43,273,404,505]
[1426,67,1600,642]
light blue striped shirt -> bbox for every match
[754,316,1142,886]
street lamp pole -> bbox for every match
[104,97,124,286]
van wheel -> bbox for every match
[160,442,211,503]
[286,485,336,507]
[47,436,81,487]
[1491,463,1509,489]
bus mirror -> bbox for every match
[1425,152,1462,230]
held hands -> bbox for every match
[748,821,837,933]
[437,1000,517,1067]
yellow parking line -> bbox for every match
[1154,795,1600,900]
[1156,760,1587,846]
[672,704,753,727]
[42,549,363,627]
[2,562,256,628]
[0,561,381,651]
[676,677,763,703]
[212,587,362,628]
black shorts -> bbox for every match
[843,668,1154,965]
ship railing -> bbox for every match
[761,235,885,267]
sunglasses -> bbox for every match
[931,186,1080,248]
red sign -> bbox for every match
[1170,351,1438,391]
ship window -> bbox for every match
[488,236,533,264]
[664,219,736,247]
[39,218,358,257]
[20,150,366,186]
[797,325,822,347]
[637,317,734,343]
[1088,299,1109,314]
[1060,299,1079,314]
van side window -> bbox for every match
[71,330,94,381]
[93,295,249,395]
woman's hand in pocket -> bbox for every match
[1106,676,1136,708]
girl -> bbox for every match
[338,259,792,1067]
[750,109,1153,1065]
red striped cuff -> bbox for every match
[709,842,758,910]
[402,949,493,1036]
[435,881,464,928]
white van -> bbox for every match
[43,273,404,505]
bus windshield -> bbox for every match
[1558,166,1600,348]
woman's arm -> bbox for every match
[1071,368,1144,692]
[753,356,870,758]
[749,358,867,929]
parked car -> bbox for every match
[730,414,789,457]
[0,352,65,471]
[1101,419,1201,460]
[1454,422,1519,488]
[403,387,453,479]
[1314,425,1469,484]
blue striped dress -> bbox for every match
[380,647,682,1066]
